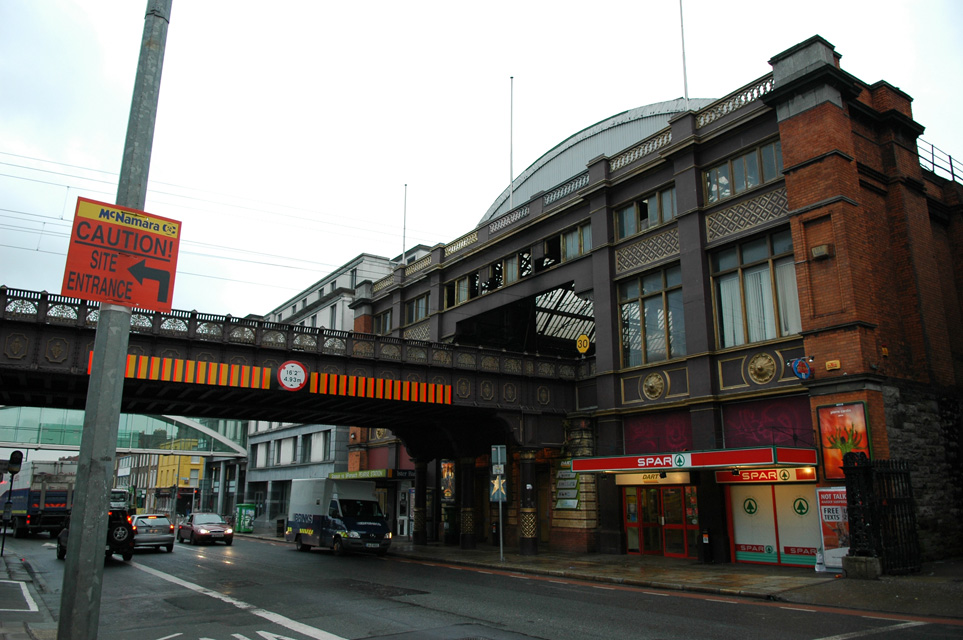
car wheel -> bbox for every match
[224,538,233,546]
[191,533,198,545]
[166,543,174,553]
[122,551,133,562]
[295,535,312,552]
[110,524,130,544]
[333,536,346,557]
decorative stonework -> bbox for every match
[480,380,495,401]
[353,341,374,357]
[457,378,471,399]
[403,322,429,341]
[404,255,431,276]
[748,353,777,384]
[407,347,427,363]
[381,344,401,360]
[642,372,665,400]
[432,350,451,365]
[537,386,550,405]
[457,353,476,368]
[445,231,478,256]
[544,173,589,206]
[696,76,774,129]
[503,383,517,403]
[489,207,530,235]
[609,130,672,172]
[705,187,788,242]
[615,229,680,274]
[4,333,28,359]
[481,355,499,371]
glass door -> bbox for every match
[661,487,687,557]
[623,487,641,553]
[640,487,662,554]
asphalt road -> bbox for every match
[6,534,963,640]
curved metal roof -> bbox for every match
[479,98,715,226]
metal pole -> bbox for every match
[58,3,171,639]
[679,0,690,111]
[498,494,504,562]
[509,76,514,211]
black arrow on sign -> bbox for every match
[128,259,170,303]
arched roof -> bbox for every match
[478,98,715,226]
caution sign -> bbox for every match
[61,197,181,312]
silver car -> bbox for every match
[131,514,175,552]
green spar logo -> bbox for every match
[793,497,810,516]
[743,497,758,515]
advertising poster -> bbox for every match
[816,487,849,571]
[441,459,456,503]
[817,402,871,480]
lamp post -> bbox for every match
[1,450,24,557]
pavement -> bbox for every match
[2,533,962,639]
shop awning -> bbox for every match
[571,446,818,473]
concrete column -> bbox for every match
[519,450,538,555]
[216,460,227,515]
[459,457,476,549]
[412,459,428,545]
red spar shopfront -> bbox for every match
[573,447,819,562]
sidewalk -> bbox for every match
[3,536,961,640]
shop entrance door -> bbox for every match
[623,486,698,557]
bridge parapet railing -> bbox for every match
[1,288,586,381]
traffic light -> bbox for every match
[7,451,23,475]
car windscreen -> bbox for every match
[194,514,225,525]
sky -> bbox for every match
[1,0,961,319]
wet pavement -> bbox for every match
[3,534,961,639]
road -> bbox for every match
[4,534,962,640]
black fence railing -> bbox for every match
[843,452,921,575]
[919,139,960,184]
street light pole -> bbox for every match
[57,3,172,639]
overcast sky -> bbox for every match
[2,0,961,319]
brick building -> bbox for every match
[354,36,962,565]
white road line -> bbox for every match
[132,562,346,640]
[642,592,670,597]
[705,598,739,604]
[813,621,927,640]
[780,606,816,612]
[0,579,39,612]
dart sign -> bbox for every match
[62,197,181,312]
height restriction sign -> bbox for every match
[61,197,181,312]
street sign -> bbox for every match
[61,197,181,312]
[490,475,507,503]
[576,333,591,354]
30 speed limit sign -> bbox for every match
[576,334,591,354]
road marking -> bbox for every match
[642,592,669,597]
[780,606,816,612]
[155,634,183,639]
[706,598,739,604]
[132,562,347,640]
[0,580,38,612]
[813,621,927,639]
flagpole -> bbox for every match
[679,0,690,111]
[402,184,407,265]
[510,76,514,211]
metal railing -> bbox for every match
[918,139,960,184]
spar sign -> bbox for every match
[61,198,181,312]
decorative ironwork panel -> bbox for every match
[481,355,499,371]
[230,327,256,344]
[322,336,346,355]
[195,322,223,341]
[293,333,317,350]
[353,341,374,357]
[262,330,285,347]
[504,358,521,374]
[47,304,78,324]
[407,347,427,363]
[5,298,38,318]
[432,349,451,366]
[130,313,152,333]
[381,344,401,360]
[705,187,788,243]
[160,318,188,336]
[403,322,430,342]
[537,362,555,377]
[457,352,477,369]
[615,229,680,274]
[559,364,576,379]
[520,509,537,538]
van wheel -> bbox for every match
[333,537,347,557]
[165,543,174,553]
[295,535,312,552]
[122,551,133,562]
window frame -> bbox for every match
[710,228,800,349]
[615,186,678,240]
[705,140,783,205]
[618,264,686,367]
[405,293,430,325]
[373,309,392,335]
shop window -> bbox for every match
[705,140,783,204]
[711,228,801,348]
[616,186,678,240]
[619,265,686,366]
[405,293,430,325]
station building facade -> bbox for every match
[354,36,963,565]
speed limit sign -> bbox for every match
[576,334,590,354]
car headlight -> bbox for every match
[198,528,210,535]
[224,528,233,534]
[384,532,392,539]
[348,530,361,539]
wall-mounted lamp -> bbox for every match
[731,469,740,476]
[350,433,356,440]
[659,471,667,479]
[811,243,834,260]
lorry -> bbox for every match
[284,479,392,556]
[1,460,77,538]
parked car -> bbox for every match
[56,509,135,562]
[131,513,175,552]
[177,512,234,546]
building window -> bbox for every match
[329,305,337,328]
[373,310,392,335]
[705,141,783,205]
[619,264,686,367]
[254,443,266,468]
[350,268,358,288]
[711,229,801,348]
[616,186,678,240]
[445,275,478,308]
[562,223,591,261]
[309,431,330,462]
[405,293,430,325]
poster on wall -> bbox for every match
[816,487,849,571]
[817,402,872,480]
[441,460,456,503]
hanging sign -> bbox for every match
[61,197,181,312]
